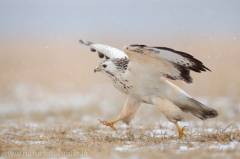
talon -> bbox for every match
[175,123,187,139]
[182,126,187,131]
[99,119,117,131]
[182,126,187,137]
[99,119,120,132]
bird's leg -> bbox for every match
[174,122,187,139]
[99,119,120,132]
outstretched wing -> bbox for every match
[123,44,210,83]
[79,39,128,59]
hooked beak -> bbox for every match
[94,66,102,73]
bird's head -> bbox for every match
[94,57,129,76]
[94,60,116,74]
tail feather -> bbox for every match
[188,98,218,120]
[174,97,218,120]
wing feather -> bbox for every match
[123,45,210,83]
[79,39,210,83]
[79,39,128,59]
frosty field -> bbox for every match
[1,86,240,158]
[1,120,240,159]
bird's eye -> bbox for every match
[102,64,107,68]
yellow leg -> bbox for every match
[99,119,120,132]
[174,122,187,139]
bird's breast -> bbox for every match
[107,72,133,94]
[111,77,133,94]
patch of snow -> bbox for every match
[115,145,135,152]
[208,141,240,150]
[148,129,176,138]
[29,141,48,144]
[205,128,215,132]
[179,146,188,150]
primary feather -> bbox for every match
[79,40,128,59]
[123,45,210,83]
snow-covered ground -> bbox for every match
[1,84,240,158]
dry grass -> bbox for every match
[1,109,240,159]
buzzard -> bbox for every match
[79,40,218,139]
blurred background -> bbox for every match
[1,0,240,124]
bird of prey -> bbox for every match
[79,39,218,139]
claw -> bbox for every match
[99,119,117,131]
[182,126,187,137]
[175,123,187,139]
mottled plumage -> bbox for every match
[79,39,218,139]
